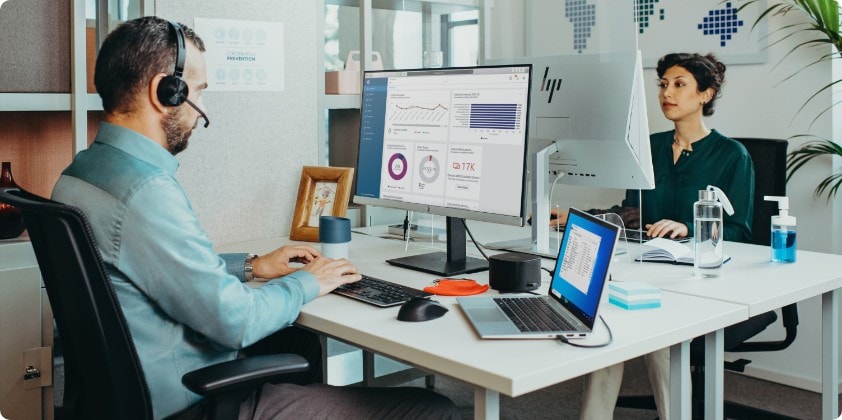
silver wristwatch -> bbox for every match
[244,253,258,281]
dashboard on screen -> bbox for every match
[354,65,532,227]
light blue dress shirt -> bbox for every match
[52,122,320,419]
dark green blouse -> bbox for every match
[622,129,755,243]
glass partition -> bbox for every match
[324,0,481,72]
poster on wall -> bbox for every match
[527,0,767,68]
[193,18,284,92]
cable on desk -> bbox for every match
[557,315,613,348]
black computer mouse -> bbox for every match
[397,297,449,322]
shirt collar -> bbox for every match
[667,128,720,151]
[94,122,179,176]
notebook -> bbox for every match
[457,208,621,339]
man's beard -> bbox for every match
[163,107,193,155]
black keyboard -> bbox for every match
[332,275,432,307]
[493,297,576,332]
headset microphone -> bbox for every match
[185,98,210,128]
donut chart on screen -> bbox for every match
[387,153,408,180]
[418,154,440,183]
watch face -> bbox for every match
[244,254,257,281]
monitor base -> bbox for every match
[386,252,489,277]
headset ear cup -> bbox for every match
[157,75,189,106]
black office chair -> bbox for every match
[617,138,798,419]
[0,187,309,420]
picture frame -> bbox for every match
[289,166,354,242]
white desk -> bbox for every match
[612,240,842,420]
[219,230,748,419]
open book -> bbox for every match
[635,237,731,266]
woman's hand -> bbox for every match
[549,208,569,227]
[645,219,689,239]
[251,245,321,280]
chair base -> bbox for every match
[615,394,657,411]
[615,395,800,420]
[722,400,799,420]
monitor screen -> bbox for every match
[354,65,532,275]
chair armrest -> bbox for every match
[730,303,799,353]
[182,354,309,396]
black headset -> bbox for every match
[156,21,189,107]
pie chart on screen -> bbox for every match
[387,153,408,180]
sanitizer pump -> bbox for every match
[764,196,796,263]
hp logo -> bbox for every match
[540,67,562,103]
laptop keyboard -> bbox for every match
[333,274,432,307]
[493,297,576,332]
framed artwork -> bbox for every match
[289,166,354,242]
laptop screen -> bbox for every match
[549,208,620,327]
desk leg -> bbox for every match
[704,329,724,420]
[363,350,375,386]
[669,341,691,420]
[474,387,500,420]
[320,335,330,384]
[822,290,839,420]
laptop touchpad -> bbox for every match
[472,307,509,323]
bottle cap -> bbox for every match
[705,185,735,215]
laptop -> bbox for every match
[457,208,620,339]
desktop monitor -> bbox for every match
[488,51,655,257]
[354,65,533,276]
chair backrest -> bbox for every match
[733,138,788,246]
[0,187,152,420]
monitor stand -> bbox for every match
[386,216,488,276]
[484,142,561,259]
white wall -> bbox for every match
[488,0,842,393]
[155,0,321,245]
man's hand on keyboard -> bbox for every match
[303,257,363,297]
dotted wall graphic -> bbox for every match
[698,2,745,47]
[564,0,597,53]
[634,0,664,34]
[535,0,766,66]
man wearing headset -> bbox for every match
[52,16,460,419]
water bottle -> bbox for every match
[694,188,725,277]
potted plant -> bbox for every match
[746,0,842,201]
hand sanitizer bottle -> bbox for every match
[764,196,796,263]
[694,186,735,277]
